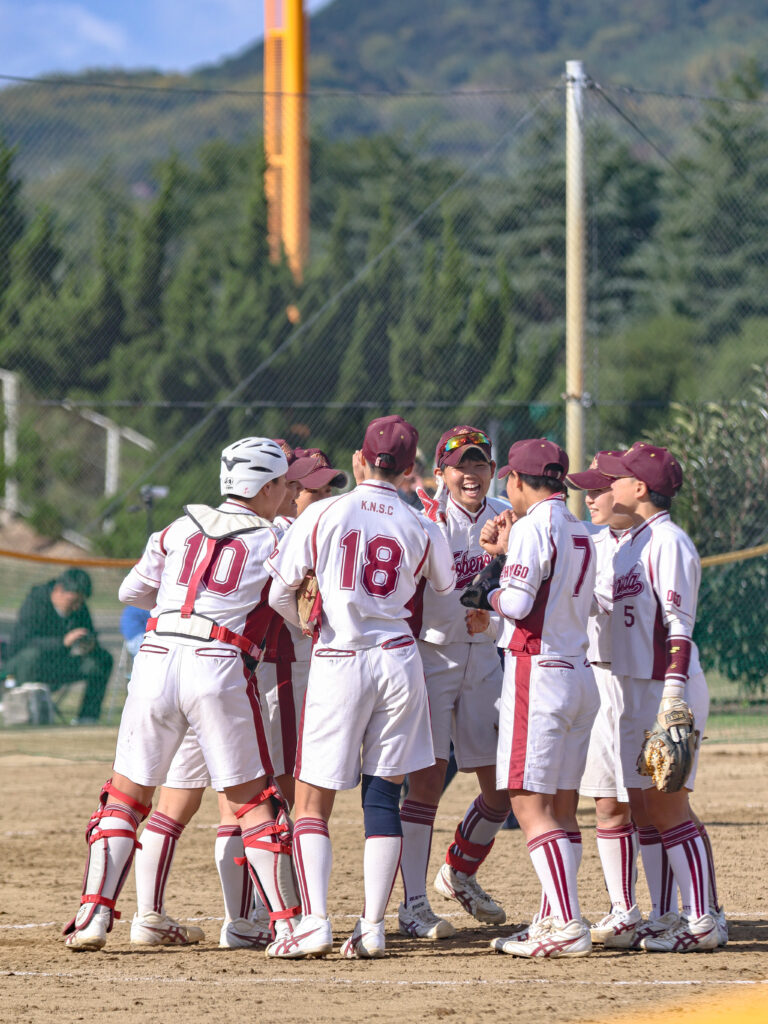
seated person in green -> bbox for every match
[5,568,113,723]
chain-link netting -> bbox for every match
[0,70,767,723]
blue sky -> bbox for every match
[0,0,332,80]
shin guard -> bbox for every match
[235,783,301,933]
[63,779,151,936]
[446,824,494,877]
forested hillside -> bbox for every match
[2,0,768,190]
[1,64,767,556]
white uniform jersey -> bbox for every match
[118,499,279,642]
[245,512,313,664]
[610,510,701,681]
[586,524,631,664]
[497,494,595,657]
[414,495,508,645]
[267,479,456,649]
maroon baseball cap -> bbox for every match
[599,443,683,498]
[498,438,569,480]
[362,415,419,473]
[435,425,492,468]
[566,451,623,491]
[273,438,303,483]
[289,448,347,489]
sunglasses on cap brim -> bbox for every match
[442,431,491,454]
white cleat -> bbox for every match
[433,863,506,925]
[592,904,643,947]
[713,906,728,947]
[490,914,551,951]
[130,911,205,947]
[641,913,719,953]
[493,917,591,958]
[64,906,108,952]
[340,916,386,959]
[220,913,272,950]
[398,897,456,940]
[265,915,332,959]
[625,911,681,949]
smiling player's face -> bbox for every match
[438,456,495,513]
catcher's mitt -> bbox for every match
[296,570,322,638]
[637,698,699,793]
[459,555,505,611]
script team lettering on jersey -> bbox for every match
[453,549,492,589]
[613,569,644,601]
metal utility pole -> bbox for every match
[0,368,19,518]
[265,0,309,283]
[565,59,587,518]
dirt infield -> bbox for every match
[1,729,766,1024]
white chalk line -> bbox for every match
[2,910,761,932]
[0,970,767,989]
[0,970,765,987]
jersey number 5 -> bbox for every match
[572,536,592,597]
[340,530,404,598]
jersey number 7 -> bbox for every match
[572,536,592,597]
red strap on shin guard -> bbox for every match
[446,825,495,875]
[234,783,279,819]
[81,894,121,919]
[242,823,292,856]
[270,906,301,922]
[104,779,152,820]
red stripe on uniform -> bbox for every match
[276,661,297,775]
[508,539,558,655]
[293,682,309,779]
[507,655,532,789]
[244,667,274,777]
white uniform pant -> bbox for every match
[258,659,310,777]
[114,638,272,791]
[616,672,709,791]
[580,663,628,801]
[419,639,502,769]
[496,652,599,795]
[296,637,434,791]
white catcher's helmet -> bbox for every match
[220,437,288,498]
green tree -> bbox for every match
[652,365,768,692]
[635,62,768,343]
[0,136,25,305]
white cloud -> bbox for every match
[0,1,127,76]
[0,0,333,79]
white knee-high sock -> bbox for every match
[596,823,637,912]
[399,799,437,905]
[214,824,252,922]
[363,836,403,923]
[638,825,677,917]
[134,811,185,916]
[292,816,332,919]
[660,822,710,920]
[527,829,582,925]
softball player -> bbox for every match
[64,438,301,952]
[398,425,510,940]
[265,415,456,959]
[263,445,347,804]
[567,455,641,947]
[466,439,599,959]
[129,441,326,950]
[601,443,724,952]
